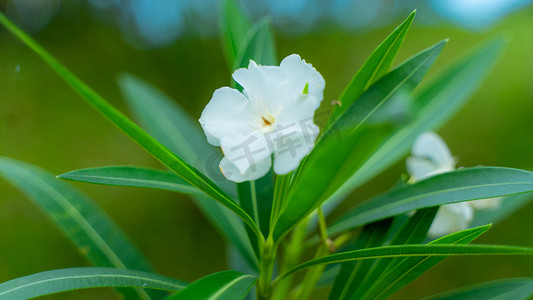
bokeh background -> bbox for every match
[0,0,532,299]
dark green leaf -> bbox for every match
[274,40,447,242]
[0,268,186,300]
[330,10,415,120]
[0,157,158,300]
[348,207,438,299]
[277,244,533,280]
[360,225,490,300]
[423,278,533,300]
[167,271,256,300]
[329,167,533,236]
[58,166,204,196]
[329,219,392,300]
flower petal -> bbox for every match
[199,87,257,146]
[470,197,502,210]
[411,132,455,170]
[428,202,473,238]
[271,121,319,175]
[220,132,273,177]
[219,155,271,183]
[279,54,325,104]
[232,60,290,115]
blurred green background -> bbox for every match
[0,0,532,299]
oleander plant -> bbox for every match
[1,1,533,299]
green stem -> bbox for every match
[257,237,276,299]
[271,218,309,299]
[270,173,291,230]
[291,245,329,300]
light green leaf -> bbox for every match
[58,166,204,196]
[233,17,277,71]
[329,10,415,121]
[0,157,159,300]
[359,225,490,300]
[274,40,447,242]
[423,278,533,300]
[327,37,505,205]
[277,244,533,280]
[329,167,533,236]
[0,12,262,240]
[221,0,252,69]
[0,267,187,300]
[167,271,256,300]
[118,73,257,271]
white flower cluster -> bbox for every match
[407,132,502,238]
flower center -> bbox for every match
[260,114,275,132]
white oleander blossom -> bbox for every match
[406,132,501,238]
[199,54,325,182]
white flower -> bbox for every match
[199,54,325,182]
[407,131,501,238]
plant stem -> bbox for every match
[291,206,332,300]
[257,236,276,299]
[271,218,309,299]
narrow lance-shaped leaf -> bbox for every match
[273,40,447,242]
[329,219,392,300]
[118,74,258,270]
[0,268,187,300]
[221,0,252,69]
[167,271,256,300]
[58,166,205,196]
[347,207,438,299]
[276,244,533,280]
[0,157,160,300]
[359,225,491,300]
[233,17,277,71]
[0,12,262,239]
[327,37,505,204]
[423,278,533,300]
[329,10,415,121]
[329,167,533,236]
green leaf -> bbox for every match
[327,37,505,205]
[329,219,392,300]
[277,244,533,280]
[221,0,252,69]
[233,17,277,71]
[167,271,256,300]
[0,267,187,299]
[118,73,257,271]
[423,278,533,300]
[0,12,262,240]
[471,193,532,227]
[329,10,415,121]
[348,207,438,299]
[0,157,159,300]
[359,225,490,300]
[274,40,447,242]
[329,167,533,236]
[58,166,204,196]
